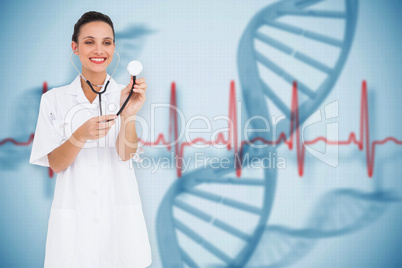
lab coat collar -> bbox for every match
[65,73,120,97]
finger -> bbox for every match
[129,76,135,87]
[95,127,112,137]
[96,132,108,139]
[133,88,145,94]
[135,77,145,84]
[134,83,147,90]
[97,114,117,123]
[137,92,146,103]
[121,77,135,94]
[97,120,115,130]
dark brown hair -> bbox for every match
[72,11,115,44]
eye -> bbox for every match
[104,41,112,45]
[85,41,93,44]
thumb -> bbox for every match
[123,76,134,94]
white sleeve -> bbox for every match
[29,93,65,167]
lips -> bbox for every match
[89,57,107,64]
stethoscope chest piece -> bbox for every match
[70,50,144,120]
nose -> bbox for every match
[94,43,104,55]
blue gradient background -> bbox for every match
[1,0,402,267]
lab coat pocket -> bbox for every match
[51,119,67,144]
[115,204,152,267]
[45,209,77,268]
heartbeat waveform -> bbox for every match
[139,80,402,178]
[1,80,401,178]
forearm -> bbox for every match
[115,114,139,161]
[47,128,87,173]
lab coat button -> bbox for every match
[92,190,97,195]
[93,218,99,224]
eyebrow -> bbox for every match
[83,36,113,40]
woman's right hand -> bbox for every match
[76,114,117,142]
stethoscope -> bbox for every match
[70,50,143,121]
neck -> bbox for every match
[81,69,107,85]
[80,69,108,96]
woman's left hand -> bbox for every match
[119,77,147,117]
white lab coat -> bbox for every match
[29,74,152,268]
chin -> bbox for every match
[87,65,109,74]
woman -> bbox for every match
[29,11,152,267]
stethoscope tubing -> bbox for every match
[104,76,136,122]
[70,50,135,121]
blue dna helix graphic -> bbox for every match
[155,0,400,267]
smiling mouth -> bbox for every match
[90,58,107,63]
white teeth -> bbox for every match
[90,58,106,62]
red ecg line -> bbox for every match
[1,80,401,178]
[140,81,238,177]
[139,80,402,178]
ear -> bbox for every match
[71,41,78,55]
